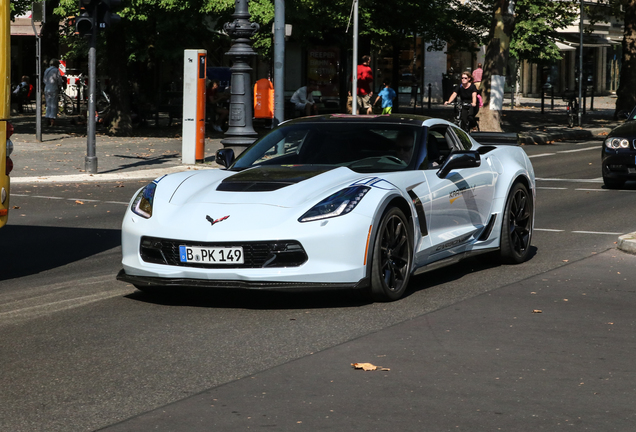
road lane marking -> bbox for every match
[572,231,624,235]
[557,147,599,153]
[528,153,556,158]
[536,187,567,190]
[535,228,623,235]
[536,177,603,183]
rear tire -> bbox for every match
[369,207,413,302]
[500,182,533,264]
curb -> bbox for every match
[10,165,215,184]
[618,232,636,255]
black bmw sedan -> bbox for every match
[602,106,636,188]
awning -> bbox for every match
[555,41,576,51]
[10,17,42,37]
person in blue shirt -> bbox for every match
[374,80,396,114]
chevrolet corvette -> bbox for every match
[117,114,535,302]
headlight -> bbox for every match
[131,182,157,218]
[605,137,631,149]
[299,186,370,222]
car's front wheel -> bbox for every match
[500,182,533,264]
[369,207,413,302]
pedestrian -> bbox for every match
[290,83,319,117]
[444,71,479,130]
[12,75,30,113]
[43,59,64,126]
[355,55,374,114]
[473,63,483,90]
[373,80,396,114]
[206,79,229,132]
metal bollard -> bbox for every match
[428,83,432,111]
[541,91,545,114]
[551,86,554,110]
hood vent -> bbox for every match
[217,166,333,192]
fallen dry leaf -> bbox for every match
[351,362,390,371]
[12,206,20,209]
[533,309,543,313]
[75,200,84,205]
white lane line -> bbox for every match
[575,188,608,192]
[535,228,624,235]
[536,177,604,183]
[536,187,568,190]
[528,153,556,159]
[557,146,599,153]
[572,231,624,235]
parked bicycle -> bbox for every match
[66,73,111,116]
[563,91,579,128]
[452,99,479,132]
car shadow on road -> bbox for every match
[124,246,538,309]
[0,225,120,281]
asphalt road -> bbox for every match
[1,139,635,431]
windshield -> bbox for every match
[232,123,422,173]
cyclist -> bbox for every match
[444,71,479,131]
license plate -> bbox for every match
[179,245,244,264]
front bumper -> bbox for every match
[602,150,636,180]
[117,269,369,291]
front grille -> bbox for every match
[140,236,308,269]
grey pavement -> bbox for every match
[101,248,636,431]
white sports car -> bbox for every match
[118,114,535,302]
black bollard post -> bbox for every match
[428,83,431,110]
[551,86,554,110]
[541,90,545,114]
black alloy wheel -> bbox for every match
[500,182,533,264]
[370,207,413,302]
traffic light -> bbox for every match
[97,0,121,30]
[76,0,99,36]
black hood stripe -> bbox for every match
[217,166,336,192]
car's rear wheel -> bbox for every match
[369,207,413,302]
[500,182,533,264]
[603,175,624,189]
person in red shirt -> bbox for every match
[356,55,373,114]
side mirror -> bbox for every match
[437,151,481,179]
[215,148,235,168]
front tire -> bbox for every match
[369,207,413,302]
[500,182,533,264]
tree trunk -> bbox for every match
[106,27,132,136]
[615,0,636,118]
[480,0,515,132]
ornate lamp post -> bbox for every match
[221,0,260,154]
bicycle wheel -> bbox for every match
[63,94,75,115]
[96,95,110,115]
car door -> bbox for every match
[418,124,496,261]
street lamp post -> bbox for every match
[221,0,260,154]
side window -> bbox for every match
[421,128,452,170]
[454,127,474,150]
